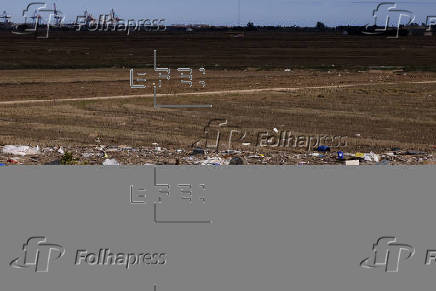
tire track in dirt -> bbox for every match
[1,80,436,105]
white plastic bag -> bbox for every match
[2,145,40,156]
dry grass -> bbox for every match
[0,69,435,153]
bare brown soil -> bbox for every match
[2,31,436,70]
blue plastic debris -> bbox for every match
[337,151,344,160]
[0,163,6,166]
[316,145,331,152]
[191,148,205,155]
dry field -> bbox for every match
[2,31,436,70]
[0,68,435,151]
[0,31,435,164]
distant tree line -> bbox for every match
[1,20,435,34]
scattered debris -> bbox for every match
[405,150,425,155]
[197,157,226,166]
[7,158,20,165]
[103,159,120,166]
[364,152,380,162]
[355,152,365,158]
[229,157,248,165]
[346,160,360,166]
[0,144,433,165]
[316,145,331,152]
[191,148,205,155]
[2,145,40,156]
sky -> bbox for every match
[1,0,436,27]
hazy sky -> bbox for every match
[2,0,436,26]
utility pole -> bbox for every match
[238,0,241,26]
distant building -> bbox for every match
[1,10,11,24]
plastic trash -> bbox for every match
[42,147,54,152]
[364,152,380,162]
[346,160,360,166]
[405,150,425,155]
[316,145,331,152]
[191,148,205,155]
[2,145,40,156]
[7,158,19,164]
[355,152,365,158]
[0,163,6,166]
[58,147,65,154]
[105,147,120,152]
[197,157,225,166]
[248,154,264,159]
[337,151,344,160]
[229,157,247,165]
[103,159,120,166]
[223,150,241,155]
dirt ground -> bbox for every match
[0,31,435,165]
[2,31,436,70]
[0,68,435,165]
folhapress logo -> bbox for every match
[10,236,65,272]
[360,236,415,272]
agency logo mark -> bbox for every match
[363,2,415,38]
[360,236,415,272]
[10,236,65,272]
